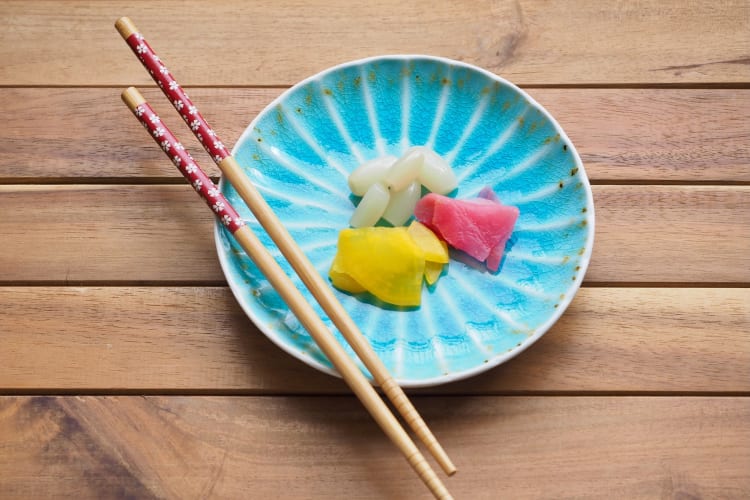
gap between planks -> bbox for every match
[1,83,750,89]
[1,179,749,186]
[0,281,748,288]
[0,389,748,397]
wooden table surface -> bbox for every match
[1,1,749,498]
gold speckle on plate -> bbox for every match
[543,133,561,144]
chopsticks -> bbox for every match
[115,15,455,496]
[115,16,455,477]
[121,87,451,500]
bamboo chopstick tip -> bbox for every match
[115,17,138,39]
[121,87,146,110]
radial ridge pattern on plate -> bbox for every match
[216,55,595,387]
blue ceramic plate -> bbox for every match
[215,55,594,387]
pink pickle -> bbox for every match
[414,188,518,271]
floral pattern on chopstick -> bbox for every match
[124,32,230,165]
[129,101,245,234]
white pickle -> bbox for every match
[383,147,424,192]
[419,148,457,195]
[382,180,421,227]
[347,155,397,196]
[346,146,457,227]
[349,181,390,228]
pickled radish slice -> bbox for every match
[329,251,366,294]
[328,222,454,305]
[348,155,397,196]
[383,147,424,192]
[332,227,425,306]
[382,180,420,227]
[350,182,389,228]
[407,221,449,263]
[419,148,457,195]
[424,261,444,285]
[415,190,519,272]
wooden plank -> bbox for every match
[0,185,747,283]
[0,396,747,499]
[2,88,748,182]
[0,287,747,394]
[0,87,266,181]
[539,89,750,182]
[1,1,748,86]
[591,185,750,283]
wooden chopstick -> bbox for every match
[121,87,452,500]
[115,16,456,477]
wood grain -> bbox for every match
[0,287,746,393]
[591,185,750,283]
[0,396,747,499]
[1,88,748,182]
[0,185,747,283]
[0,87,241,180]
[1,1,748,86]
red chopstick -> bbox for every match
[124,96,244,232]
[115,16,456,478]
